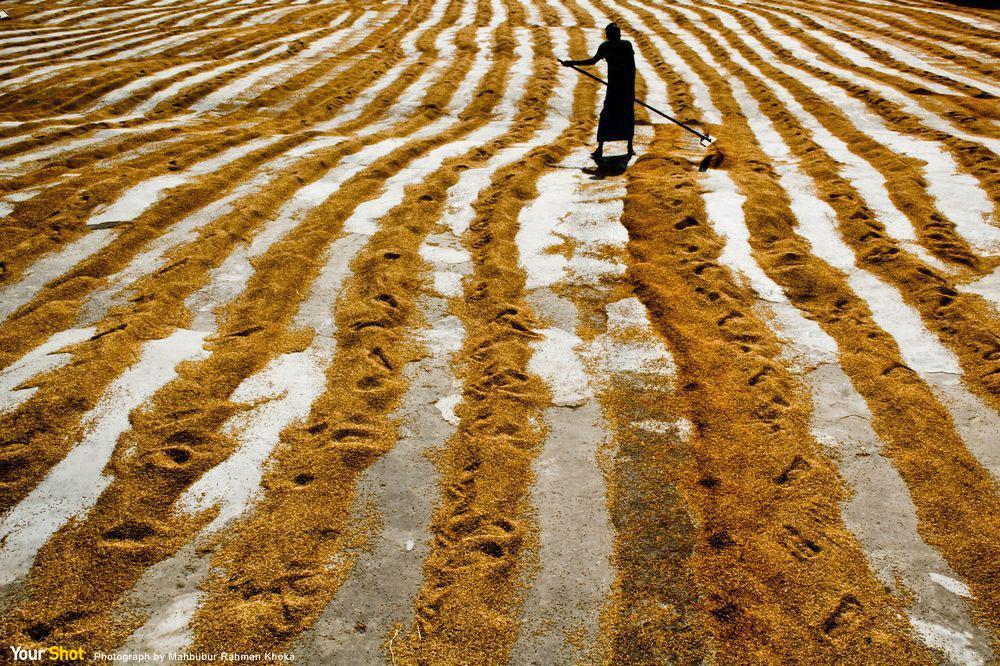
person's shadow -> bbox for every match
[583,154,631,179]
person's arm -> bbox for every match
[561,42,605,67]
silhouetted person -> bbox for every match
[561,23,636,160]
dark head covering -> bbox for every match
[605,22,621,41]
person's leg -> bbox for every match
[627,138,634,155]
[591,141,604,159]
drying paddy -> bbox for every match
[0,0,998,663]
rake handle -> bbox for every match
[564,62,714,145]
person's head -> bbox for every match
[605,22,621,41]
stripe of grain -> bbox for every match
[77,3,492,325]
[726,6,1000,156]
[672,4,1000,250]
[0,0,516,648]
[186,9,545,658]
[631,120,930,661]
[286,23,577,666]
[756,7,1000,99]
[0,0,460,512]
[770,0,998,76]
[0,136,285,326]
[503,25,622,660]
[390,21,604,666]
[0,7,434,346]
[638,2,1000,642]
[0,328,210,587]
[701,167,993,664]
[659,4,1000,429]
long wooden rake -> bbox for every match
[566,62,724,172]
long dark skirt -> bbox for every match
[597,80,635,142]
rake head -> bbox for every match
[697,137,725,172]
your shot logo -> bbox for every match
[9,646,85,661]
